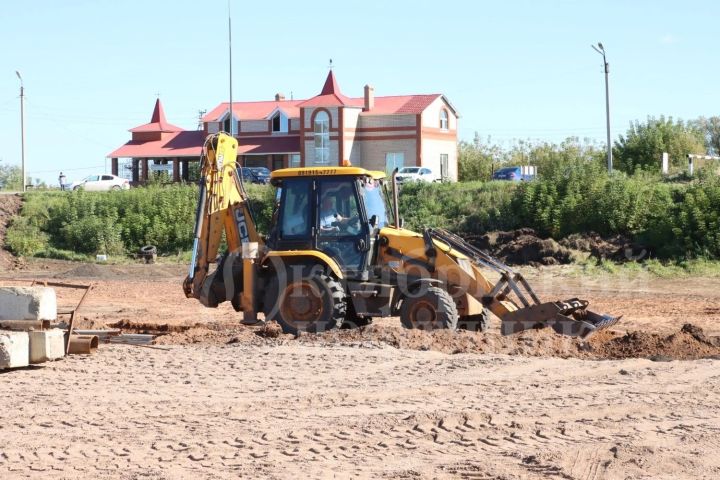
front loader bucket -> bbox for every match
[500,299,621,339]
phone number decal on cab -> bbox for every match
[297,169,338,176]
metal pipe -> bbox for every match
[15,71,25,191]
[591,43,612,172]
[391,168,400,229]
[67,335,99,354]
[227,0,234,137]
[188,182,207,280]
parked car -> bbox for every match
[237,167,270,184]
[71,174,130,191]
[492,166,537,182]
[395,167,439,183]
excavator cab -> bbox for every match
[266,170,391,281]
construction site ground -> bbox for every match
[1,259,719,479]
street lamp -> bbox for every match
[15,71,26,191]
[591,42,612,172]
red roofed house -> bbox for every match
[108,99,204,183]
[108,72,459,182]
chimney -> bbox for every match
[363,85,374,111]
[275,93,285,101]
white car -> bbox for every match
[71,174,130,191]
[395,167,439,183]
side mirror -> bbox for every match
[399,218,405,229]
[369,214,378,229]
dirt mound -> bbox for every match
[559,232,646,261]
[466,228,648,265]
[306,323,720,360]
[297,323,583,356]
[55,263,126,279]
[153,320,720,361]
[470,228,574,266]
[588,324,720,360]
[0,193,24,270]
[109,319,198,334]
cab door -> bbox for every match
[271,178,314,251]
[316,177,370,277]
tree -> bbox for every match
[0,159,22,191]
[614,116,705,173]
[693,116,720,155]
[457,133,501,181]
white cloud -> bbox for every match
[659,34,679,45]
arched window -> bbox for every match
[440,109,449,130]
[314,111,330,165]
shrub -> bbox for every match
[5,216,48,256]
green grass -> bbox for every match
[571,257,720,278]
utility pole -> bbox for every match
[228,0,234,137]
[591,43,612,172]
[15,71,25,191]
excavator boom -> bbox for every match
[183,133,263,307]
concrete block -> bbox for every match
[0,287,57,321]
[0,330,29,369]
[29,329,65,363]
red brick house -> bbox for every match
[109,71,459,181]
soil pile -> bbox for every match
[297,323,582,356]
[55,264,126,279]
[466,228,648,265]
[152,321,720,361]
[588,324,720,360]
[470,228,574,266]
[0,194,24,270]
[559,232,646,261]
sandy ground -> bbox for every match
[1,260,720,479]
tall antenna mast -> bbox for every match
[228,0,235,136]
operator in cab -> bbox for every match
[319,196,344,232]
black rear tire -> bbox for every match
[264,266,346,335]
[400,286,458,331]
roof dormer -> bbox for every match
[266,107,289,133]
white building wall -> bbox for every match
[343,107,362,164]
[422,138,457,181]
[359,139,416,172]
[421,97,458,130]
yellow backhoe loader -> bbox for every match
[183,133,620,338]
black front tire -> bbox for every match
[264,266,346,335]
[400,286,458,331]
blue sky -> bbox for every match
[0,0,718,184]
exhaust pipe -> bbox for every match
[391,168,400,229]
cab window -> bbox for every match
[360,179,388,228]
[278,179,311,238]
[318,180,360,236]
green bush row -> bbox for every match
[398,164,720,259]
[5,184,274,258]
[6,167,720,261]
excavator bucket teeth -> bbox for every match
[500,301,621,339]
